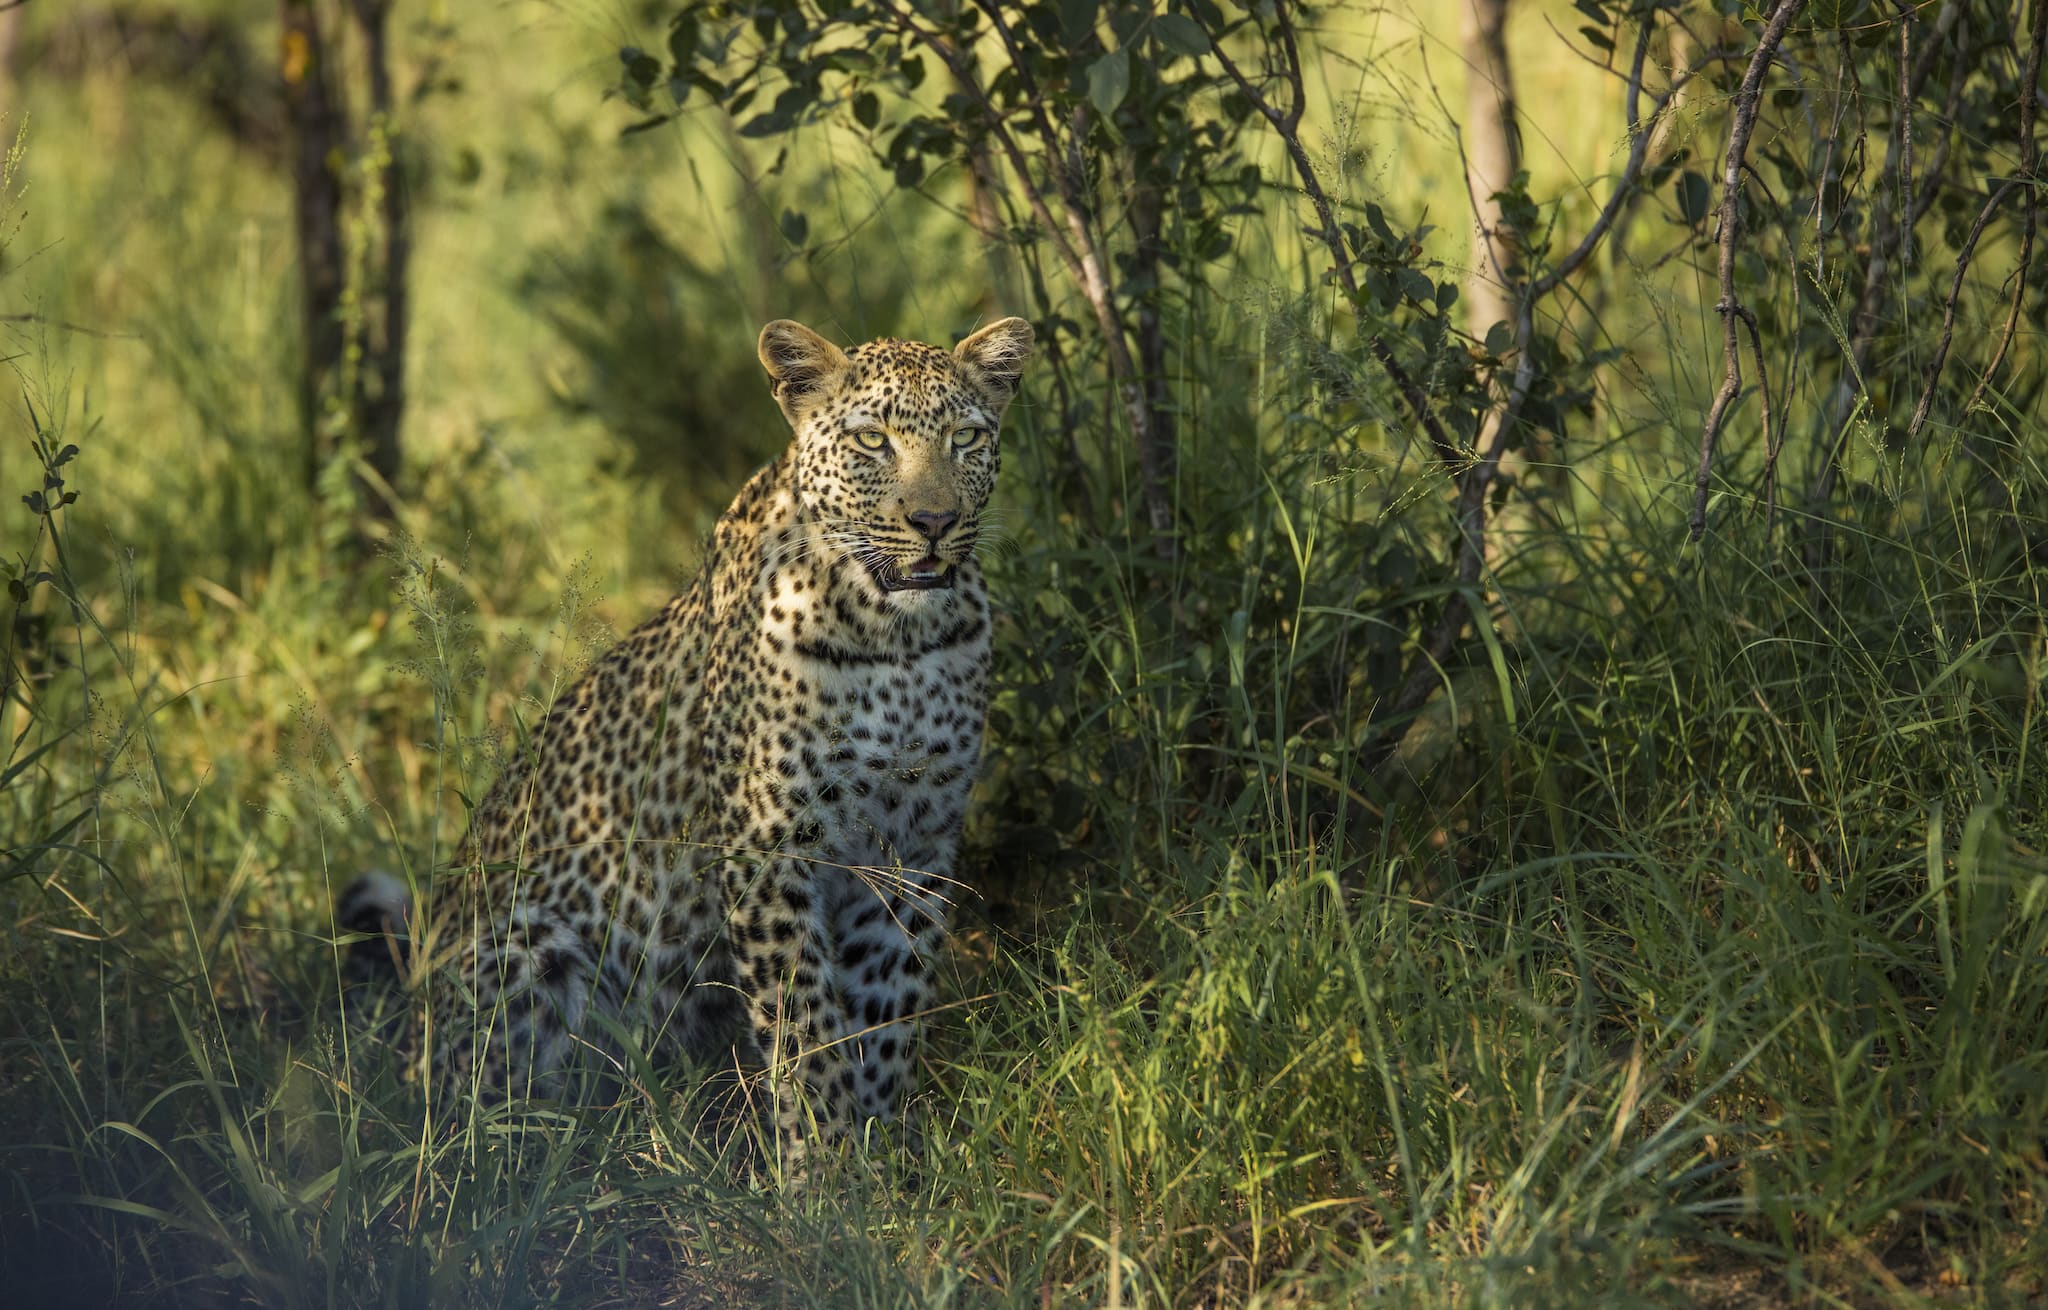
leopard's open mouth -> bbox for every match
[870,555,957,592]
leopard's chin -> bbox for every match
[869,556,958,593]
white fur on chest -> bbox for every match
[758,589,988,868]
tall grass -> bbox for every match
[5,2,2046,1306]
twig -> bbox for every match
[1530,18,1656,299]
[1691,0,1808,543]
[872,4,1085,302]
[1741,308,1779,533]
[1371,290,1541,763]
[968,2,1179,556]
[1369,14,1671,770]
[1904,179,2018,443]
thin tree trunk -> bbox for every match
[281,0,345,489]
[1461,0,1541,576]
[1462,0,1520,344]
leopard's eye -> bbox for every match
[851,429,889,452]
[950,427,987,451]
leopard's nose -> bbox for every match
[906,510,958,543]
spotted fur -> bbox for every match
[340,317,1034,1157]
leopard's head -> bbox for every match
[758,317,1034,602]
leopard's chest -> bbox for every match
[741,622,988,867]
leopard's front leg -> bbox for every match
[834,858,949,1126]
[723,854,859,1165]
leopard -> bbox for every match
[337,315,1034,1161]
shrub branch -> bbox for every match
[1691,0,1806,543]
[1203,9,1460,466]
[874,0,1180,557]
[1905,178,2017,444]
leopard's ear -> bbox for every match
[953,316,1034,409]
[758,320,850,422]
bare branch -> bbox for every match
[1740,307,1777,533]
[1373,10,1692,765]
[870,1,1086,285]
[1691,0,1808,543]
[1529,17,1654,299]
[1904,179,2018,443]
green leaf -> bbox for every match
[853,90,879,129]
[779,209,808,246]
[619,46,661,88]
[1377,543,1417,591]
[1087,49,1130,116]
[1152,14,1209,57]
[1059,0,1099,40]
[901,53,926,90]
[1674,169,1712,225]
[1364,203,1396,247]
[666,14,699,66]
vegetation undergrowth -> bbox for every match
[5,0,2046,1306]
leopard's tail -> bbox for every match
[335,869,412,988]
